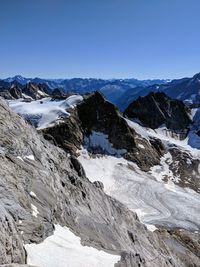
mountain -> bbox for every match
[3,72,200,112]
[42,92,164,171]
[1,77,200,266]
[124,92,191,137]
[0,82,51,100]
[115,85,160,111]
[117,72,200,111]
[4,75,30,85]
[163,73,200,105]
[4,75,64,88]
[1,75,168,103]
[2,92,200,266]
[0,79,10,90]
[1,93,200,266]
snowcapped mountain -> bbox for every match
[4,75,63,88]
[4,75,31,85]
[1,84,200,266]
[3,72,200,113]
[0,75,168,103]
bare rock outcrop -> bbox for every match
[124,92,192,138]
[43,92,165,170]
[0,97,200,267]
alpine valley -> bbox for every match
[0,73,200,267]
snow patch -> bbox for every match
[21,93,33,100]
[191,108,198,120]
[30,191,37,198]
[8,95,83,130]
[25,224,120,267]
[17,156,24,161]
[84,131,126,157]
[25,155,35,161]
[138,144,145,149]
[126,118,200,157]
[79,148,125,193]
[146,224,158,232]
[150,152,178,182]
[31,204,39,217]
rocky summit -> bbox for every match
[124,92,192,137]
[42,92,164,171]
[0,82,50,101]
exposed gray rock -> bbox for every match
[42,92,165,171]
[165,148,200,193]
[93,181,104,190]
[51,88,75,100]
[23,83,48,100]
[124,92,192,139]
[9,85,22,99]
[0,97,199,267]
[41,109,83,154]
[0,90,14,100]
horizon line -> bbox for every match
[1,73,195,81]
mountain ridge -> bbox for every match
[1,87,200,266]
[2,72,200,112]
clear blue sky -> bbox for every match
[1,0,200,79]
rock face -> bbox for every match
[0,90,14,100]
[42,109,83,153]
[43,92,164,170]
[163,72,200,106]
[9,85,23,99]
[124,92,191,137]
[51,88,74,100]
[23,83,48,100]
[78,92,137,149]
[1,97,200,266]
[0,82,50,100]
[163,147,200,193]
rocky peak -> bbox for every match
[124,92,192,137]
[42,92,165,170]
[9,84,22,99]
[0,90,14,100]
[23,82,48,100]
[191,72,200,81]
[51,88,74,100]
[77,91,137,149]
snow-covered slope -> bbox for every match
[126,117,200,152]
[78,118,200,232]
[25,225,120,267]
[8,95,83,129]
[78,149,200,232]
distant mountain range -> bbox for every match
[0,75,168,104]
[1,73,200,110]
[117,73,200,110]
[3,75,169,89]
